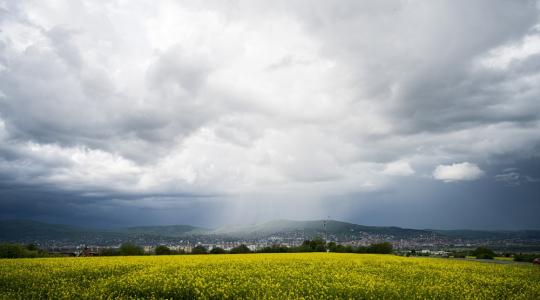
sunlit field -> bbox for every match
[1,253,539,299]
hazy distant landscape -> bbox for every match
[2,219,540,255]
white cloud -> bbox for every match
[432,162,485,182]
[0,118,7,141]
[478,33,540,70]
[382,160,415,176]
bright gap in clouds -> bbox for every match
[432,162,484,182]
[0,0,539,228]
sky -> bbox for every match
[0,0,539,230]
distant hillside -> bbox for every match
[213,219,431,239]
[0,219,105,242]
[0,220,208,244]
[431,229,540,240]
[119,225,210,237]
[1,219,539,246]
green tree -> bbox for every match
[0,243,26,258]
[367,242,393,254]
[300,238,327,252]
[472,247,495,259]
[0,243,39,258]
[191,245,207,254]
[26,244,38,251]
[155,245,171,255]
[230,244,251,254]
[99,248,119,256]
[356,246,368,253]
[119,243,144,256]
[257,245,288,253]
[514,253,539,262]
[327,242,337,252]
[451,251,467,258]
[210,247,226,254]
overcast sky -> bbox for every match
[1,0,539,229]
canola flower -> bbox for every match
[0,253,539,299]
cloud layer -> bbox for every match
[0,0,539,228]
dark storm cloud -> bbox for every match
[0,0,539,228]
[323,157,540,230]
[0,179,224,228]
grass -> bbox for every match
[494,256,514,261]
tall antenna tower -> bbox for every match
[323,219,327,244]
[323,216,329,246]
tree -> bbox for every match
[210,247,226,254]
[356,246,368,253]
[451,251,467,258]
[257,245,288,253]
[0,243,27,258]
[119,243,144,256]
[99,248,119,256]
[191,245,207,254]
[327,242,337,252]
[472,247,495,259]
[26,244,38,251]
[155,245,171,255]
[0,243,40,258]
[367,242,393,254]
[310,238,327,252]
[514,253,540,263]
[328,243,351,253]
[230,244,251,254]
[300,238,327,252]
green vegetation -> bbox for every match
[154,245,171,255]
[118,243,144,256]
[209,247,226,254]
[0,240,395,258]
[514,253,540,263]
[230,244,251,254]
[1,253,539,299]
[472,247,496,259]
[0,243,47,258]
[191,245,208,254]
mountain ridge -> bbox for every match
[1,219,540,245]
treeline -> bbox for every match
[421,246,540,262]
[514,253,540,263]
[449,247,516,260]
[0,243,49,258]
[449,247,497,259]
[257,240,393,254]
[145,240,393,256]
[82,240,394,256]
[0,240,393,258]
[8,241,538,262]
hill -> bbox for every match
[431,229,540,240]
[119,225,210,237]
[213,219,431,239]
[1,219,539,247]
[0,220,208,245]
[0,219,108,242]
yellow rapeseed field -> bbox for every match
[1,253,539,299]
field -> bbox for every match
[1,253,539,299]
